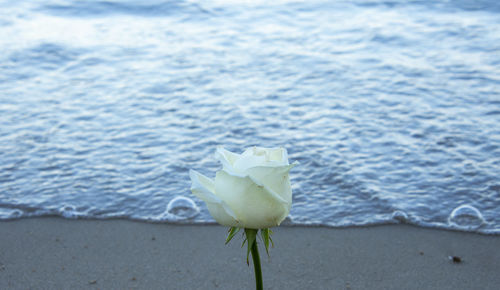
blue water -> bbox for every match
[1,0,499,234]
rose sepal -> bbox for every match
[225,226,241,245]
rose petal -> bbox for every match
[246,161,298,204]
[234,147,290,172]
[215,147,246,176]
[232,147,268,172]
[215,170,289,229]
[189,169,218,203]
[265,147,289,164]
[206,202,240,227]
[189,169,239,224]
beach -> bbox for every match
[1,218,499,289]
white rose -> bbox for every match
[190,146,298,229]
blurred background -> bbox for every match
[0,0,499,233]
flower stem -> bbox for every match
[250,239,263,290]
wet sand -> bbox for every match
[1,218,499,289]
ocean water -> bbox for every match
[1,0,499,234]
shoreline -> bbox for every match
[1,218,499,289]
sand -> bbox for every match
[0,218,499,289]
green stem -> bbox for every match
[250,239,263,290]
